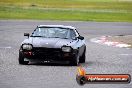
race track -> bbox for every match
[0,20,132,88]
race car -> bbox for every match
[19,25,86,66]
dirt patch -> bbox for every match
[107,35,132,48]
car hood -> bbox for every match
[22,37,77,48]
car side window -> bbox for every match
[70,29,76,39]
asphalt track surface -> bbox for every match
[0,20,132,88]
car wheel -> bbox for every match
[70,55,79,66]
[19,52,29,65]
[79,50,86,63]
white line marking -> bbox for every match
[0,46,12,49]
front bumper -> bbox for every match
[20,47,77,61]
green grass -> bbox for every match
[0,0,132,22]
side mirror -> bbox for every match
[78,36,84,40]
[24,33,29,37]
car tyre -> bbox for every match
[19,52,29,65]
[70,55,79,66]
[79,50,86,63]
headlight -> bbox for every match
[22,44,32,50]
[62,46,72,52]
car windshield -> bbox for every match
[31,27,76,39]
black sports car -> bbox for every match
[19,25,86,66]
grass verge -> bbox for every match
[0,0,132,22]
